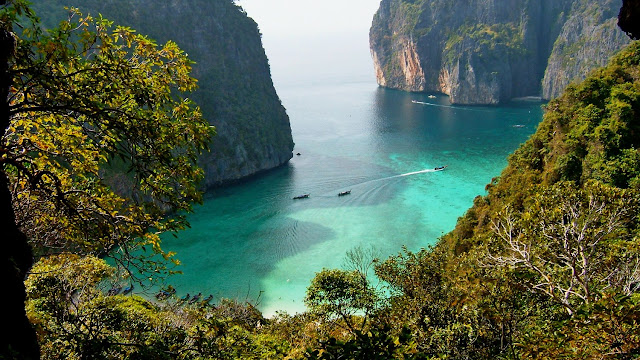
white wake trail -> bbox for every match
[305,168,444,198]
[397,169,437,177]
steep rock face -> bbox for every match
[370,0,630,104]
[542,1,631,99]
[34,0,294,187]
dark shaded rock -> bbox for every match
[619,0,640,39]
[32,0,294,188]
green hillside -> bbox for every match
[370,40,640,358]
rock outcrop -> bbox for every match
[370,0,630,104]
[34,0,294,187]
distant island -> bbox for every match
[370,0,630,104]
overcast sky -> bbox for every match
[236,0,382,86]
[236,0,382,38]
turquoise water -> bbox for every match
[158,81,543,316]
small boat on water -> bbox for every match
[122,284,134,295]
[293,194,310,200]
[107,286,122,296]
[434,165,448,171]
[338,190,351,196]
[189,292,202,304]
[428,95,436,98]
[201,295,214,305]
[155,287,176,300]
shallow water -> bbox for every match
[154,80,543,316]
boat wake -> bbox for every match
[411,100,495,112]
[411,100,532,116]
[307,168,444,198]
[347,168,443,189]
[397,168,438,177]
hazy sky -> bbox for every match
[236,0,383,86]
[236,0,382,38]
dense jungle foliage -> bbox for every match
[2,0,640,358]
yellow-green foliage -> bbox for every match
[26,254,291,360]
[4,6,212,274]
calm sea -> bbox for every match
[152,32,544,315]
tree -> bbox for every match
[304,326,417,360]
[305,268,379,334]
[25,254,282,359]
[0,1,212,357]
[487,182,639,315]
[374,246,508,359]
[1,1,40,357]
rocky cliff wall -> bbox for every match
[542,0,631,99]
[33,0,294,187]
[370,0,630,104]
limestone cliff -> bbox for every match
[33,0,294,187]
[370,0,630,104]
[542,1,631,99]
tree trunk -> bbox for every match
[0,23,40,360]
